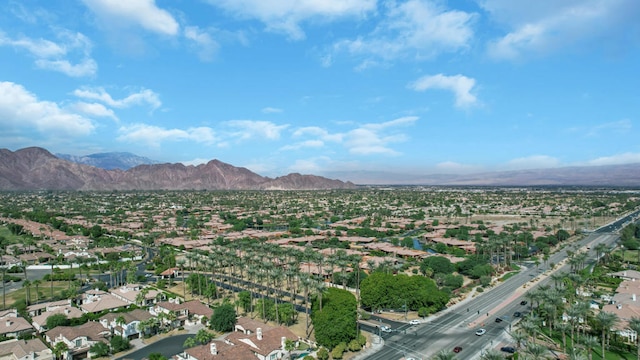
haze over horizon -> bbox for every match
[1,1,639,180]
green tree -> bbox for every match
[53,342,68,360]
[46,313,69,329]
[89,342,110,357]
[110,335,131,353]
[210,303,236,332]
[311,287,357,349]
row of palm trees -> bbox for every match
[174,238,362,338]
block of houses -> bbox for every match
[0,310,34,339]
[45,322,110,360]
[99,309,154,340]
[0,338,53,360]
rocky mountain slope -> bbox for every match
[55,151,159,170]
[0,147,356,190]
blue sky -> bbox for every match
[1,0,639,181]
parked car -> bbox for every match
[475,328,486,336]
[501,346,516,353]
[409,319,420,325]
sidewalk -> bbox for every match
[349,335,385,360]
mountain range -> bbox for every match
[2,147,640,189]
[55,151,159,170]
[0,147,356,191]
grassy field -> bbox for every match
[2,281,74,309]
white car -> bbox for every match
[475,328,487,336]
[409,319,420,325]
[380,325,392,333]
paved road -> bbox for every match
[364,209,640,360]
[114,334,192,360]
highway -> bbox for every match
[363,209,640,360]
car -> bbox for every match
[380,326,392,333]
[513,311,522,317]
[453,346,462,353]
[145,273,153,278]
[500,346,516,353]
[520,300,528,305]
[409,319,420,325]
[495,317,503,323]
[475,328,486,336]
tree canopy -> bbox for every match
[311,287,357,349]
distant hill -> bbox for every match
[324,163,640,186]
[55,151,159,170]
[0,147,356,191]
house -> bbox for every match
[0,310,34,339]
[151,299,213,327]
[0,338,53,360]
[99,309,153,340]
[109,284,162,307]
[45,322,110,360]
[176,323,298,360]
[79,289,129,314]
[31,305,84,333]
[159,267,180,279]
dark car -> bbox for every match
[453,346,462,353]
[495,317,503,323]
[520,300,527,305]
[501,346,516,353]
[513,311,522,317]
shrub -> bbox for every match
[330,343,346,359]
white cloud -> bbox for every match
[585,119,632,137]
[287,156,332,173]
[35,58,97,78]
[0,30,97,77]
[280,139,325,151]
[482,0,640,60]
[262,107,283,114]
[71,102,118,121]
[225,120,289,141]
[184,26,219,61]
[73,87,161,110]
[0,81,95,136]
[290,117,417,156]
[586,153,640,166]
[117,124,216,147]
[332,0,475,64]
[81,0,179,35]
[204,0,375,40]
[409,74,478,108]
[505,155,561,170]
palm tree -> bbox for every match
[629,316,640,360]
[115,315,127,338]
[554,322,571,352]
[579,335,598,360]
[432,350,456,360]
[177,258,186,299]
[523,343,547,359]
[595,311,619,359]
[23,280,31,306]
[510,330,528,351]
[33,279,41,304]
[520,317,540,344]
[480,349,504,360]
